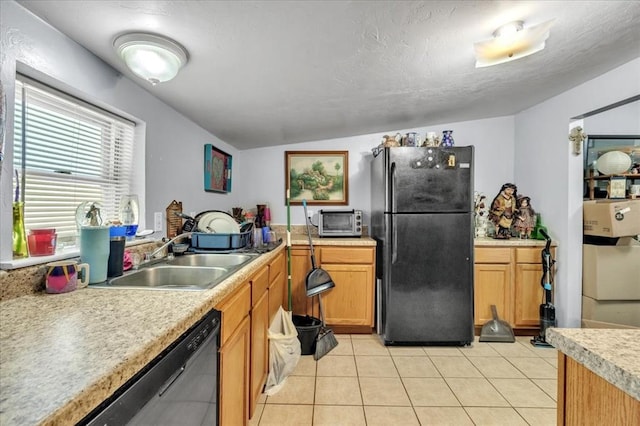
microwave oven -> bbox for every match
[318,209,363,237]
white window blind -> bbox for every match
[13,75,135,247]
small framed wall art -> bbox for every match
[608,176,626,199]
[285,150,348,205]
[204,144,232,193]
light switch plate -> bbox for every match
[154,212,163,231]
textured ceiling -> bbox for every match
[16,1,640,150]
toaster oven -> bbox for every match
[318,209,362,237]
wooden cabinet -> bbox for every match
[217,283,251,426]
[474,263,512,325]
[249,267,269,419]
[291,245,376,333]
[290,247,313,316]
[317,247,375,330]
[215,249,291,425]
[557,354,640,425]
[474,244,554,332]
[268,250,286,320]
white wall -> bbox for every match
[0,1,236,261]
[584,100,640,134]
[514,58,640,328]
[237,116,515,225]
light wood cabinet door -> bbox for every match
[290,247,313,316]
[249,290,269,419]
[474,264,512,326]
[318,263,374,327]
[514,263,544,328]
[559,354,640,425]
[268,251,286,320]
[219,315,250,426]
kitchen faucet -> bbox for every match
[144,232,192,262]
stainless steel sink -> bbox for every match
[91,266,232,291]
[166,253,258,268]
[90,253,259,291]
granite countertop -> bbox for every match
[474,237,557,247]
[546,328,640,400]
[0,246,284,426]
[289,233,377,246]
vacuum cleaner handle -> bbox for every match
[540,228,551,252]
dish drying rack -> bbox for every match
[190,230,253,251]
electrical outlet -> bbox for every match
[154,212,163,232]
[308,210,314,219]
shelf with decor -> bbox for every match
[583,136,639,200]
[584,170,640,200]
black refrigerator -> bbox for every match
[371,146,474,345]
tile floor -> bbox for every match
[249,334,558,426]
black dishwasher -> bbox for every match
[80,310,221,426]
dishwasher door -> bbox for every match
[82,310,221,426]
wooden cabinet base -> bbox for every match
[331,325,374,334]
[558,353,640,425]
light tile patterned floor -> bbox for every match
[250,335,558,426]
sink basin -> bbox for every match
[92,266,234,291]
[89,252,260,291]
[167,253,258,268]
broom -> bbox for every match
[314,293,338,360]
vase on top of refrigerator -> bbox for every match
[370,146,474,346]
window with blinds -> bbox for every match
[13,75,136,247]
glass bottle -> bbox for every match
[120,194,139,240]
[12,201,28,258]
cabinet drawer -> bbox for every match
[320,247,374,264]
[475,247,512,263]
[217,283,251,345]
[516,247,554,263]
[251,267,269,306]
[269,251,285,285]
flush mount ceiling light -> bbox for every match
[474,20,553,68]
[114,32,188,85]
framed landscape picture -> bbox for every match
[285,150,348,205]
[204,144,232,193]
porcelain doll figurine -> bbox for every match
[513,195,536,239]
[489,183,518,239]
[473,192,489,237]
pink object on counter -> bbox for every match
[123,250,133,271]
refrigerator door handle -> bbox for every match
[390,162,397,264]
[390,161,396,214]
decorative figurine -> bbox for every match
[489,183,518,239]
[441,130,455,147]
[568,125,587,155]
[474,192,489,238]
[513,195,536,239]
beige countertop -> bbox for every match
[546,328,640,400]
[473,236,556,247]
[0,246,284,426]
[289,234,377,246]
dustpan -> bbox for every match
[302,200,335,297]
[479,305,515,343]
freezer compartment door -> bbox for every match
[388,147,473,213]
[382,212,474,344]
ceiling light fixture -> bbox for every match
[474,20,553,68]
[114,32,188,85]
